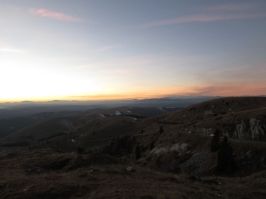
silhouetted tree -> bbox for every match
[135,144,141,159]
[211,129,220,152]
[159,126,164,134]
[217,136,236,173]
[149,141,155,150]
[77,147,85,154]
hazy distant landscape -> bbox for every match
[0,96,210,138]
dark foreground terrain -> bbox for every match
[1,148,266,199]
[0,97,266,198]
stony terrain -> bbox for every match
[0,97,266,198]
[1,148,266,199]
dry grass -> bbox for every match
[1,148,265,199]
[1,97,266,198]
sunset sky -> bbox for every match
[1,0,266,102]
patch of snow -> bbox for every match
[150,143,189,156]
[133,113,141,116]
[60,119,73,128]
[127,110,131,113]
[204,110,213,116]
[99,114,106,118]
[127,166,134,172]
[169,143,188,153]
[132,118,137,120]
[150,146,168,156]
[157,107,166,112]
[115,111,121,115]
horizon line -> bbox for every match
[1,95,266,104]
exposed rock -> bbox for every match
[241,150,254,167]
[185,126,214,135]
[185,117,266,141]
[204,110,214,117]
[127,166,135,172]
[179,149,210,175]
[37,167,43,173]
[234,118,266,140]
[150,143,189,156]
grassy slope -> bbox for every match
[1,149,266,199]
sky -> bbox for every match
[1,0,266,102]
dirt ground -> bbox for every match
[1,149,266,199]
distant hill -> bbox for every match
[149,97,266,141]
[0,111,85,138]
[0,106,180,147]
[0,96,218,118]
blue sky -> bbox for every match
[1,0,266,102]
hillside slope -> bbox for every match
[148,97,266,141]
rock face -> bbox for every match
[184,117,266,141]
[185,126,214,135]
[179,149,210,175]
[234,118,266,140]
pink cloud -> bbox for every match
[30,8,83,22]
[143,13,266,27]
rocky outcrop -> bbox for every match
[184,117,266,141]
[234,118,266,140]
[185,126,214,135]
[150,143,189,156]
[179,149,211,175]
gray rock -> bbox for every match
[127,166,135,172]
[234,118,266,140]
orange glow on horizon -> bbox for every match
[1,82,266,104]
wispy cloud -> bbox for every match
[186,82,266,96]
[143,13,266,27]
[76,55,158,70]
[29,8,83,22]
[0,48,27,54]
[96,44,123,52]
[208,2,262,11]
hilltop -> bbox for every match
[0,97,266,198]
